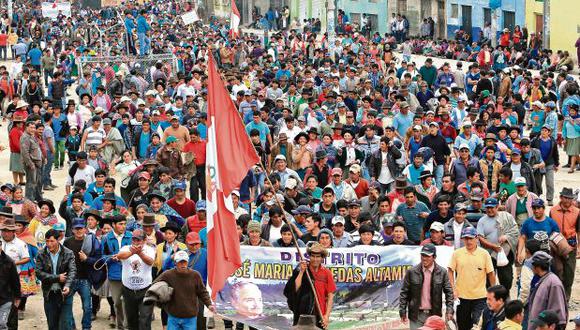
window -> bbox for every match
[398,0,408,14]
[366,14,378,31]
[483,8,491,26]
[451,4,458,18]
[351,13,361,26]
[503,10,515,30]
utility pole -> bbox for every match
[542,0,550,49]
[8,0,13,25]
[326,0,336,53]
[491,8,498,47]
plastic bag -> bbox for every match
[497,249,509,267]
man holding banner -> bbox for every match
[284,243,336,329]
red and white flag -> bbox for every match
[206,54,259,299]
[229,0,241,38]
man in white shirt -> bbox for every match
[65,152,96,194]
[1,217,30,272]
[117,229,156,330]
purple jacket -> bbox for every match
[527,272,568,330]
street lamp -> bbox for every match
[326,0,336,53]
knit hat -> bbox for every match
[247,221,262,233]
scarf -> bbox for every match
[37,214,58,226]
[17,228,37,247]
[9,198,24,205]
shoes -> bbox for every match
[91,313,97,321]
[43,185,54,191]
[108,315,116,328]
[49,184,58,189]
[563,164,571,168]
[208,317,215,329]
[18,311,24,320]
[548,201,554,206]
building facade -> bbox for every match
[336,0,389,35]
[525,0,579,64]
[446,0,525,42]
[387,0,447,38]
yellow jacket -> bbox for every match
[154,241,187,274]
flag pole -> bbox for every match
[256,161,327,328]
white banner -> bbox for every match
[181,10,200,25]
[41,2,72,18]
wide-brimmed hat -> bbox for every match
[16,100,29,109]
[13,214,28,225]
[142,214,156,226]
[418,170,433,181]
[80,93,92,101]
[484,133,498,141]
[0,218,17,231]
[101,193,117,203]
[559,187,576,199]
[307,242,328,257]
[0,206,13,217]
[83,209,103,222]
[38,199,55,214]
[160,221,181,233]
[395,177,409,189]
[294,131,309,144]
[147,191,166,202]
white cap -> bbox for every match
[458,95,467,102]
[349,164,362,174]
[462,121,472,128]
[120,96,132,103]
[532,101,544,108]
[332,216,345,225]
[231,190,240,197]
[458,143,470,151]
[413,125,422,131]
[274,154,286,162]
[285,178,298,190]
[145,90,157,96]
[429,222,445,232]
[173,250,189,263]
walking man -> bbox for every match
[35,229,77,330]
[20,121,43,202]
[399,244,454,329]
[448,227,496,330]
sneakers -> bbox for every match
[18,311,24,320]
[43,185,55,191]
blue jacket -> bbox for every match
[124,17,135,32]
[91,194,127,210]
[136,15,150,34]
[101,231,133,281]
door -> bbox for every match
[437,0,445,38]
[397,0,407,15]
[535,14,543,34]
[421,0,432,20]
[461,5,472,35]
[503,10,515,30]
[484,8,491,27]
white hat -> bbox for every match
[532,101,544,109]
[332,216,345,225]
[120,96,132,103]
[462,121,472,128]
[94,107,104,114]
[231,190,240,197]
[349,164,362,174]
[136,99,146,106]
[430,222,445,232]
[458,95,467,102]
[458,143,470,151]
[413,125,422,131]
[173,250,189,263]
[16,100,29,109]
[285,178,298,190]
[274,154,287,162]
[145,90,157,97]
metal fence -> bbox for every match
[78,53,179,87]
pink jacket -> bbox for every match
[505,191,539,220]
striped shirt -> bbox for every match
[395,201,430,243]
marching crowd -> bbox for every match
[1,1,580,330]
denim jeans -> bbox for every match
[44,291,73,330]
[43,150,54,186]
[0,302,11,330]
[137,33,150,56]
[167,314,197,330]
[67,279,93,330]
[434,164,444,189]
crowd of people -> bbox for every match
[0,1,580,330]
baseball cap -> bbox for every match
[429,121,439,128]
[291,205,313,215]
[173,250,190,263]
[173,181,187,191]
[285,178,298,190]
[514,177,527,187]
[103,118,112,125]
[186,232,201,245]
[76,151,88,160]
[196,200,207,211]
[484,198,499,208]
[429,222,445,232]
[511,148,521,155]
[138,172,151,180]
[166,136,178,143]
[349,164,362,174]
[331,168,343,176]
[420,243,437,257]
[458,143,470,151]
[71,218,86,229]
[461,227,477,238]
[413,125,422,131]
[531,311,559,327]
[331,216,345,225]
[531,251,553,267]
[570,315,580,326]
[52,222,66,232]
[132,229,145,240]
[274,154,287,162]
[531,199,545,208]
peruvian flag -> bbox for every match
[206,54,259,299]
[229,0,241,38]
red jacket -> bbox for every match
[9,127,23,153]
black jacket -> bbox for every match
[35,244,77,297]
[399,263,454,322]
[0,251,21,305]
[368,145,402,180]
